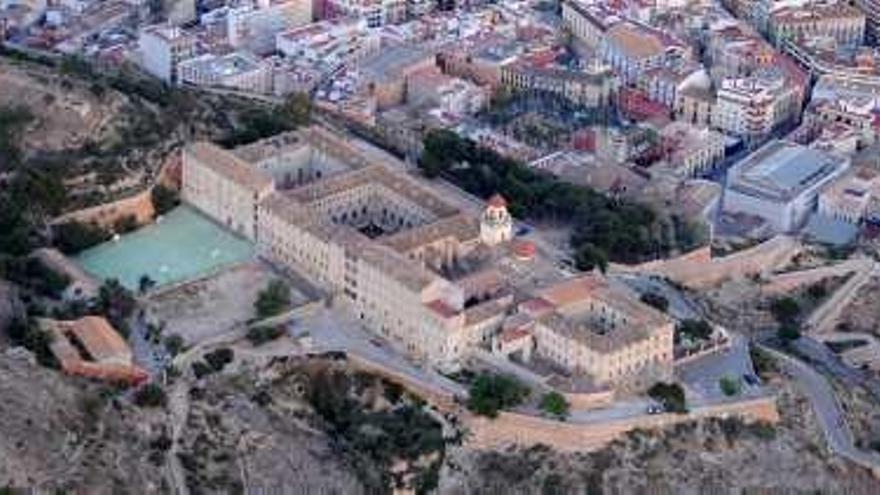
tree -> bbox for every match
[163,334,185,356]
[95,279,137,333]
[539,391,570,420]
[648,382,687,413]
[640,292,669,312]
[254,279,291,319]
[676,319,713,341]
[138,274,156,294]
[134,383,167,408]
[203,347,234,372]
[0,105,33,170]
[777,324,801,342]
[150,184,179,216]
[719,375,741,397]
[281,92,311,127]
[246,325,286,346]
[466,373,530,418]
[113,214,139,234]
[806,283,827,301]
[574,243,608,273]
[54,220,109,254]
[5,318,55,367]
[770,297,800,325]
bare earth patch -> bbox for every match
[145,260,310,345]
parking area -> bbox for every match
[676,333,763,403]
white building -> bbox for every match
[275,18,380,74]
[713,73,802,142]
[724,140,850,232]
[331,0,407,27]
[177,51,274,94]
[601,22,689,86]
[818,166,880,224]
[228,0,313,55]
[138,25,197,82]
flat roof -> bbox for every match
[729,141,847,202]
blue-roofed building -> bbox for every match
[723,140,850,233]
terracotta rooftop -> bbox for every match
[64,316,131,363]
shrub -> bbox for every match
[719,375,741,397]
[648,382,687,413]
[5,318,56,367]
[113,214,139,234]
[203,347,234,372]
[749,344,777,378]
[150,184,179,216]
[246,325,286,346]
[467,373,530,418]
[640,292,669,313]
[95,279,136,332]
[134,383,167,408]
[163,334,185,356]
[539,391,570,420]
[5,256,70,299]
[191,361,212,379]
[676,319,713,341]
[254,279,291,319]
[382,379,404,404]
[806,283,827,301]
[777,324,801,342]
[54,220,109,254]
[770,297,800,325]
[748,421,777,440]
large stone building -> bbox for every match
[497,275,674,392]
[182,126,674,391]
[724,140,850,232]
[768,1,865,47]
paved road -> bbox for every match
[760,345,880,470]
[129,316,171,376]
[677,332,760,402]
[291,306,466,398]
[611,273,701,320]
[805,259,876,333]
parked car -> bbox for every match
[743,373,760,386]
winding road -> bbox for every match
[760,345,880,471]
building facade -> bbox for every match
[182,126,674,390]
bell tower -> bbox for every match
[480,193,513,246]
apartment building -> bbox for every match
[177,51,274,93]
[138,25,197,82]
[227,0,313,55]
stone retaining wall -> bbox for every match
[465,396,779,452]
[52,189,155,229]
[614,236,801,289]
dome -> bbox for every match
[487,193,507,208]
